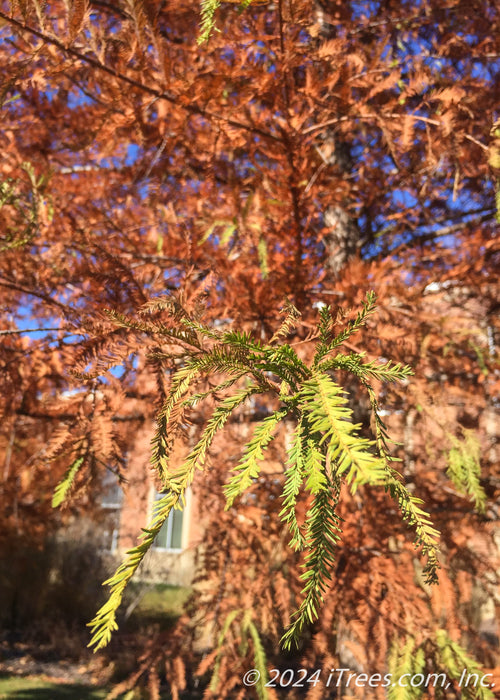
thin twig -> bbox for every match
[464,134,488,152]
[0,11,281,143]
[303,112,441,136]
[0,327,65,335]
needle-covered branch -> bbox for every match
[84,292,440,651]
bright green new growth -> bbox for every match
[435,629,495,700]
[446,429,487,513]
[209,610,269,699]
[0,161,53,251]
[52,456,85,508]
[198,0,255,44]
[388,631,495,700]
[82,291,440,651]
[388,636,426,700]
[197,0,221,44]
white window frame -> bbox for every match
[151,491,187,552]
[100,469,124,509]
[99,471,124,554]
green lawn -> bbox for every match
[0,676,178,699]
[0,675,107,699]
[124,583,191,630]
[135,583,190,614]
[0,585,190,699]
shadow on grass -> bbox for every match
[123,582,191,633]
[0,585,192,700]
[0,674,107,699]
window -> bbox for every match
[101,470,124,509]
[152,494,184,551]
[100,470,124,553]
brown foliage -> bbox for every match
[0,0,499,696]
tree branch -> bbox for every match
[0,277,80,316]
[0,328,65,335]
[0,11,281,143]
